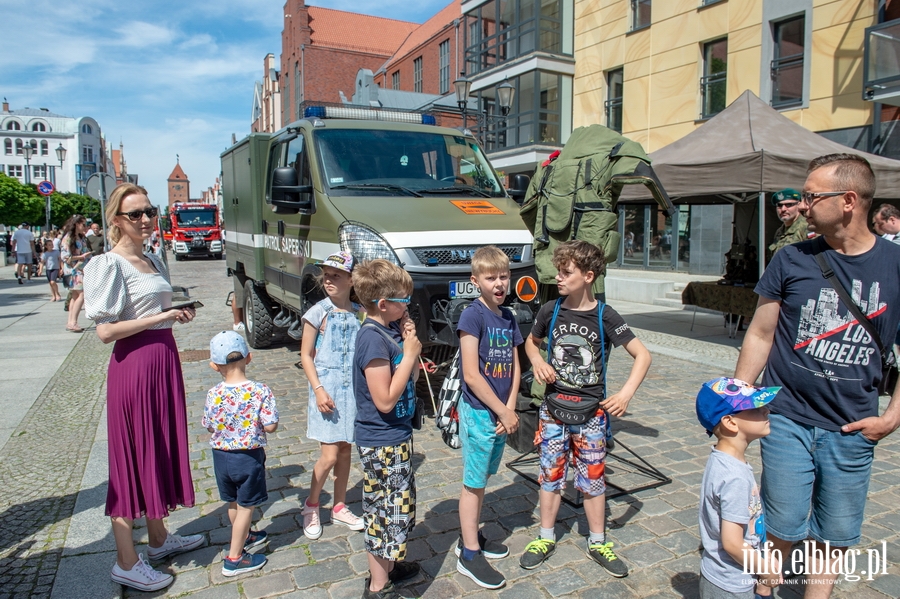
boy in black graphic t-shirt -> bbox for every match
[522,240,651,577]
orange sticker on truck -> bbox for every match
[450,200,505,215]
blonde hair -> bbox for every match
[106,183,149,245]
[471,245,510,277]
[352,259,413,305]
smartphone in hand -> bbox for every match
[163,301,204,312]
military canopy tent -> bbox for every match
[620,90,900,276]
[621,90,900,201]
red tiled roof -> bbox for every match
[307,6,418,55]
[382,0,459,70]
[168,163,188,181]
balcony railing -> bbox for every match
[864,18,900,106]
[700,72,727,118]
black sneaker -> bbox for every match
[454,530,509,559]
[519,537,556,569]
[17,277,23,285]
[387,561,420,584]
[362,579,411,599]
[457,551,506,589]
[588,541,628,577]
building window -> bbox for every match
[605,68,624,132]
[464,0,565,76]
[31,122,46,132]
[8,164,23,179]
[15,139,23,155]
[83,145,94,164]
[472,70,567,152]
[6,121,21,131]
[439,40,451,94]
[33,165,47,179]
[771,16,804,108]
[392,71,400,90]
[631,0,651,31]
[414,57,423,93]
[701,38,728,118]
[283,72,290,124]
[81,124,93,134]
[3,139,10,155]
[40,140,48,156]
[0,165,4,174]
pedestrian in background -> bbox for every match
[11,222,35,284]
[60,215,91,332]
[88,221,106,255]
[40,239,61,301]
[83,183,202,593]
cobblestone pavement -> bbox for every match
[5,256,900,599]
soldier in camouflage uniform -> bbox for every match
[768,188,808,258]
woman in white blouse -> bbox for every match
[83,183,202,593]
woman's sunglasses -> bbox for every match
[116,207,159,222]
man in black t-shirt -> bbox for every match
[736,154,900,598]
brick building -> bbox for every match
[280,0,419,124]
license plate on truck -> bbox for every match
[449,280,479,299]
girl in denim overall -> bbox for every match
[299,252,366,539]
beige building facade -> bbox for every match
[574,0,885,153]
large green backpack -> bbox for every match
[520,124,674,295]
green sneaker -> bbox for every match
[519,537,556,570]
[588,541,628,577]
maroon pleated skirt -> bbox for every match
[105,328,195,519]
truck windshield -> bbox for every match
[314,129,504,197]
[175,210,217,227]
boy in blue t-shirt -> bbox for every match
[352,259,422,599]
[455,246,523,589]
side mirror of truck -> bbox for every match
[270,166,314,214]
[507,173,531,204]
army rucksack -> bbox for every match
[520,124,673,295]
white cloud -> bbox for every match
[113,21,178,48]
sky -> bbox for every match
[0,0,451,206]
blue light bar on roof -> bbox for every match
[303,105,436,125]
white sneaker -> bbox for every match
[302,502,323,539]
[147,532,206,561]
[111,553,173,592]
[233,322,246,332]
[332,505,365,531]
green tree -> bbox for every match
[0,173,104,228]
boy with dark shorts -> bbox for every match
[455,246,523,589]
[353,259,422,599]
[203,331,279,577]
[522,240,651,576]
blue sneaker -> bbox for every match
[222,551,267,577]
[223,529,268,556]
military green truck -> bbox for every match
[222,105,539,359]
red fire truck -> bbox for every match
[169,203,223,260]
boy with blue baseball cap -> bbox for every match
[696,377,781,599]
[203,331,279,577]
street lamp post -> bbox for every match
[453,72,516,149]
[45,144,67,232]
[22,142,34,185]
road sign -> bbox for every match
[516,276,538,302]
[85,173,117,201]
[37,181,54,196]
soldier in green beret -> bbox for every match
[768,188,809,258]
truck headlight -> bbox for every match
[339,221,402,266]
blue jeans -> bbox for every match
[760,413,876,546]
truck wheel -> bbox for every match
[215,253,223,260]
[244,281,275,348]
[174,254,183,261]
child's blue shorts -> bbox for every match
[212,447,268,507]
[459,400,506,489]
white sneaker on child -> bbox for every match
[111,553,174,592]
[332,505,365,531]
[302,502,323,539]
